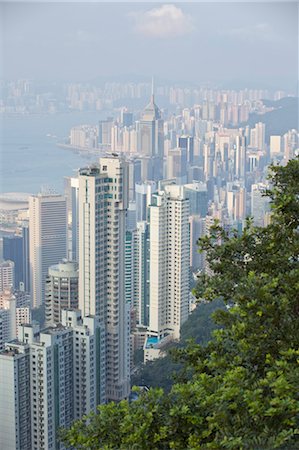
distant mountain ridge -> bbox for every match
[244,96,298,142]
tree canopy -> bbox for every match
[61,158,299,450]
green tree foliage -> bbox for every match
[132,299,225,392]
[61,158,299,449]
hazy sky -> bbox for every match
[1,2,298,89]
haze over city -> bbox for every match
[1,2,298,89]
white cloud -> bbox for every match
[130,4,194,39]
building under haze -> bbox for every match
[140,87,164,158]
[29,193,67,308]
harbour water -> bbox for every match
[0,111,108,194]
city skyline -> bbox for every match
[0,4,298,448]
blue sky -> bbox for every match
[1,2,298,89]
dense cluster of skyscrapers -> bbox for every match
[0,86,298,449]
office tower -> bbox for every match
[184,182,208,217]
[167,147,188,184]
[78,157,130,401]
[139,155,163,181]
[226,183,246,222]
[270,135,281,157]
[0,342,31,450]
[283,129,298,163]
[189,215,206,272]
[121,109,133,127]
[29,193,67,308]
[0,260,15,291]
[22,222,30,292]
[98,117,113,145]
[251,183,270,227]
[178,135,194,164]
[135,181,157,222]
[250,122,265,150]
[149,185,190,340]
[127,158,141,201]
[45,260,79,326]
[235,135,247,180]
[3,235,23,289]
[127,201,137,231]
[140,87,164,158]
[0,312,105,450]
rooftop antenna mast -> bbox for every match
[151,75,154,102]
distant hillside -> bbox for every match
[244,96,298,142]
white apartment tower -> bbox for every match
[0,312,105,450]
[78,157,130,401]
[29,193,67,308]
[149,185,190,340]
[0,343,31,450]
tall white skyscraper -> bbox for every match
[149,185,190,340]
[78,157,130,401]
[29,193,67,308]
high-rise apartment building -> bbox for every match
[0,288,31,350]
[149,185,190,340]
[45,260,79,326]
[29,193,67,308]
[0,342,31,450]
[134,221,150,326]
[78,157,130,401]
[0,311,105,450]
[0,260,15,291]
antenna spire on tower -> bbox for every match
[151,76,154,102]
